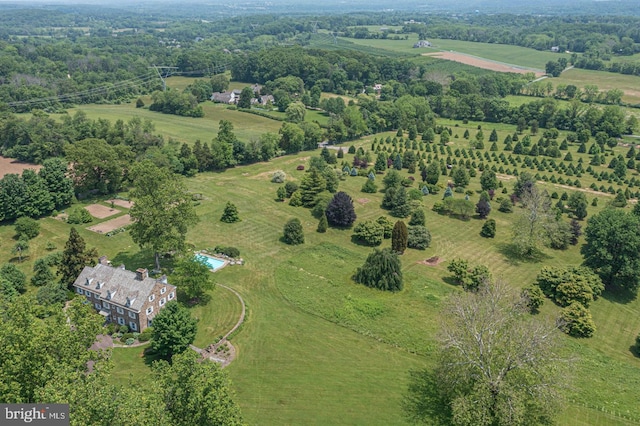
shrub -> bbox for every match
[120,333,135,342]
[498,198,513,213]
[283,218,304,245]
[407,226,431,250]
[138,327,153,342]
[271,170,286,183]
[521,285,545,314]
[311,192,333,219]
[119,325,129,333]
[447,259,491,291]
[14,217,40,239]
[125,338,135,345]
[353,220,384,246]
[480,219,496,238]
[66,207,93,224]
[536,266,604,308]
[376,216,394,239]
[361,179,378,193]
[136,98,145,108]
[214,246,240,258]
[353,248,403,292]
[408,209,425,226]
[317,214,328,233]
[284,182,299,197]
[559,302,596,337]
[288,191,303,206]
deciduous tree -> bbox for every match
[129,161,199,271]
[173,256,215,304]
[325,191,356,228]
[151,301,198,360]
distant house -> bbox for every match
[551,46,560,52]
[73,256,176,332]
[211,89,242,104]
[413,40,432,48]
[251,94,274,106]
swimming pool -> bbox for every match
[195,254,226,271]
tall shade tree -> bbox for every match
[39,157,74,209]
[153,350,244,426]
[581,209,640,295]
[0,297,105,403]
[129,161,199,271]
[405,281,564,425]
[173,256,215,303]
[151,301,198,360]
[65,138,131,195]
[58,227,97,289]
[512,185,554,257]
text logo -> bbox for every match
[1,404,69,425]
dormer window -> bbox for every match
[85,278,93,286]
[95,281,103,290]
[125,297,135,307]
[107,289,116,300]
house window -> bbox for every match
[116,307,124,314]
[117,317,125,325]
[159,298,166,307]
[95,293,101,299]
[168,292,175,300]
[147,319,153,327]
[161,287,167,294]
[149,294,155,302]
[128,311,136,319]
[102,301,110,309]
[146,306,153,315]
[94,303,101,310]
[129,322,138,331]
[77,288,84,294]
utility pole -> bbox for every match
[150,65,178,92]
[310,21,319,33]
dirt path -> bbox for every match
[423,51,545,76]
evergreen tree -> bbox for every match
[480,219,496,238]
[354,248,403,292]
[489,129,498,142]
[299,168,327,207]
[361,179,378,193]
[476,198,491,219]
[31,258,55,287]
[325,192,357,227]
[374,153,387,172]
[409,209,426,226]
[58,227,97,288]
[220,202,240,223]
[39,158,74,210]
[276,186,287,201]
[392,221,408,254]
[317,214,328,233]
[0,263,26,294]
[283,218,304,245]
[394,154,403,170]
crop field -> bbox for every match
[3,112,640,424]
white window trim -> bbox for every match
[159,298,166,306]
[117,317,125,325]
[77,288,84,294]
[146,306,153,315]
[129,322,138,331]
[116,307,124,314]
[149,294,155,302]
[168,292,175,300]
[102,301,110,309]
[161,286,167,294]
[94,303,101,310]
[94,293,100,299]
[128,311,136,319]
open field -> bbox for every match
[424,51,544,76]
[84,204,120,219]
[0,155,41,178]
[3,115,640,424]
[64,101,282,145]
[555,68,640,105]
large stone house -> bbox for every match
[73,257,176,332]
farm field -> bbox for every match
[345,36,567,70]
[4,112,640,424]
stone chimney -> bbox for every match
[98,255,110,266]
[135,268,148,281]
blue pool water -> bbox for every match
[195,254,226,271]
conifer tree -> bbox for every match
[317,214,328,233]
[31,258,55,287]
[220,202,240,223]
[392,221,408,254]
[58,227,97,288]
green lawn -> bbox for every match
[4,114,640,424]
[555,68,640,105]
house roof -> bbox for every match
[73,264,174,312]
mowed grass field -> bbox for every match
[556,68,640,105]
[4,106,640,424]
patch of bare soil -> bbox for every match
[496,173,515,181]
[357,198,370,205]
[87,214,132,234]
[423,52,545,77]
[106,199,133,209]
[419,256,443,266]
[0,156,42,178]
[85,203,120,219]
